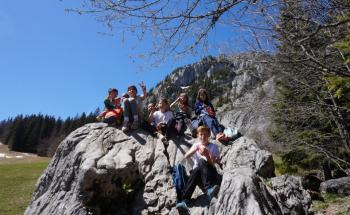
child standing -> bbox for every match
[148,98,176,142]
[122,82,147,131]
[193,88,225,140]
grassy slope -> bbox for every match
[0,161,49,215]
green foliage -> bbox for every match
[0,161,49,215]
[312,193,349,214]
[326,76,350,101]
[272,0,350,175]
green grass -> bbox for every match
[0,161,49,215]
[312,193,348,212]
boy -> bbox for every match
[176,126,221,210]
[122,82,147,131]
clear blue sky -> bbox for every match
[0,0,261,121]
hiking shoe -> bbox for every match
[121,122,130,132]
[176,201,188,210]
[207,185,219,200]
[96,115,104,122]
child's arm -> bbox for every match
[170,97,180,108]
[147,109,155,123]
[104,99,115,110]
[139,81,147,100]
[194,101,204,116]
[184,145,198,159]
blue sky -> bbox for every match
[0,0,268,121]
[0,0,201,120]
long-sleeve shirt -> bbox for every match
[104,98,121,110]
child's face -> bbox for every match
[199,92,206,101]
[179,95,186,104]
[148,103,156,111]
[198,130,210,144]
[128,88,137,97]
[158,101,167,111]
[109,91,117,98]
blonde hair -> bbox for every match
[197,126,210,134]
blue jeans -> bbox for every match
[201,115,224,136]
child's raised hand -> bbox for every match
[139,81,146,90]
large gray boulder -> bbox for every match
[320,177,350,195]
[25,123,311,215]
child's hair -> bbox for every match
[159,97,170,111]
[159,97,169,105]
[180,93,189,106]
[127,85,137,93]
[196,88,209,103]
[108,88,118,94]
[197,125,210,134]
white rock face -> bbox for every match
[25,123,311,215]
[147,54,277,149]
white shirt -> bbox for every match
[152,110,174,125]
[190,142,219,169]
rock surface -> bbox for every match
[25,123,311,214]
[146,54,276,149]
[320,177,350,195]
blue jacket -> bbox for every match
[194,100,215,116]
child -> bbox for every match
[176,126,221,210]
[96,88,123,125]
[170,93,192,134]
[148,98,176,142]
[193,88,225,140]
[122,82,147,131]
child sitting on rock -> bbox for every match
[148,98,176,143]
[193,88,225,141]
[176,126,221,210]
[170,93,192,134]
[121,82,147,131]
[96,88,123,125]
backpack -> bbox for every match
[171,164,188,201]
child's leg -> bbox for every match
[182,167,201,202]
[123,99,133,124]
[100,110,107,117]
[202,115,219,136]
[166,118,176,138]
[128,98,139,122]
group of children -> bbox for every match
[96,83,226,210]
[97,84,227,142]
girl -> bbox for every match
[170,93,192,134]
[96,88,123,125]
[148,98,176,142]
[193,88,225,140]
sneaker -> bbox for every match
[96,115,104,122]
[207,185,219,200]
[216,133,227,142]
[176,201,188,210]
[121,122,130,132]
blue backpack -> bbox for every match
[171,164,188,201]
